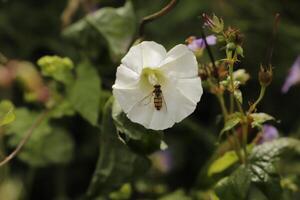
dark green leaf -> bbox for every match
[18,127,74,167]
[7,108,74,167]
[112,99,163,154]
[215,166,251,200]
[86,97,150,198]
[63,1,136,61]
[215,138,300,200]
[68,61,101,126]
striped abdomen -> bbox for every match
[153,85,163,110]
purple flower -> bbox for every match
[258,125,279,144]
[282,56,300,93]
[150,150,173,173]
[186,35,217,53]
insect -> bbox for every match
[153,84,163,110]
[139,84,166,111]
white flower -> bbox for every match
[112,41,203,130]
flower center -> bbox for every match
[141,68,165,87]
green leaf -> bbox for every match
[0,100,15,126]
[7,108,51,146]
[215,138,300,200]
[63,1,136,61]
[220,112,242,135]
[37,55,74,85]
[109,183,132,200]
[215,166,251,200]
[112,99,163,154]
[18,127,74,167]
[6,108,74,167]
[68,61,101,126]
[159,189,192,200]
[86,97,150,198]
[208,150,239,176]
[247,186,268,200]
[250,113,274,128]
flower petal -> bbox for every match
[282,56,300,93]
[114,64,140,87]
[121,41,166,74]
[175,77,203,104]
[162,80,199,123]
[206,35,217,45]
[140,41,167,68]
[127,97,174,130]
[126,98,155,129]
[160,44,198,78]
[112,83,150,114]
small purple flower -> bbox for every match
[258,125,279,144]
[150,150,173,173]
[186,35,217,53]
[282,56,300,93]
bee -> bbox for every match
[139,84,166,111]
[153,84,163,110]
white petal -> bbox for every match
[140,41,166,68]
[121,44,143,74]
[162,79,200,123]
[175,78,203,104]
[114,64,140,87]
[127,99,155,129]
[148,109,175,130]
[112,83,150,114]
[121,41,166,74]
[160,44,198,78]
[127,96,174,130]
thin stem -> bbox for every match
[248,86,266,114]
[216,94,228,120]
[228,52,249,163]
[0,110,49,167]
[200,28,218,79]
[228,61,235,113]
[139,0,178,38]
[231,130,243,163]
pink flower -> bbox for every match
[282,56,300,93]
[186,35,217,53]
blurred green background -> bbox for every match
[1,0,300,199]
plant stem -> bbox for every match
[216,94,228,119]
[139,0,179,38]
[248,85,266,114]
[0,110,49,167]
[228,53,249,163]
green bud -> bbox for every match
[236,45,244,57]
[226,42,236,51]
[37,55,74,84]
[211,14,224,33]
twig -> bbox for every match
[0,110,49,167]
[138,0,178,38]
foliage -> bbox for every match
[1,0,300,199]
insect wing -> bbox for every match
[138,92,153,106]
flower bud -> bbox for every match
[202,13,224,33]
[259,65,273,87]
[233,69,250,85]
